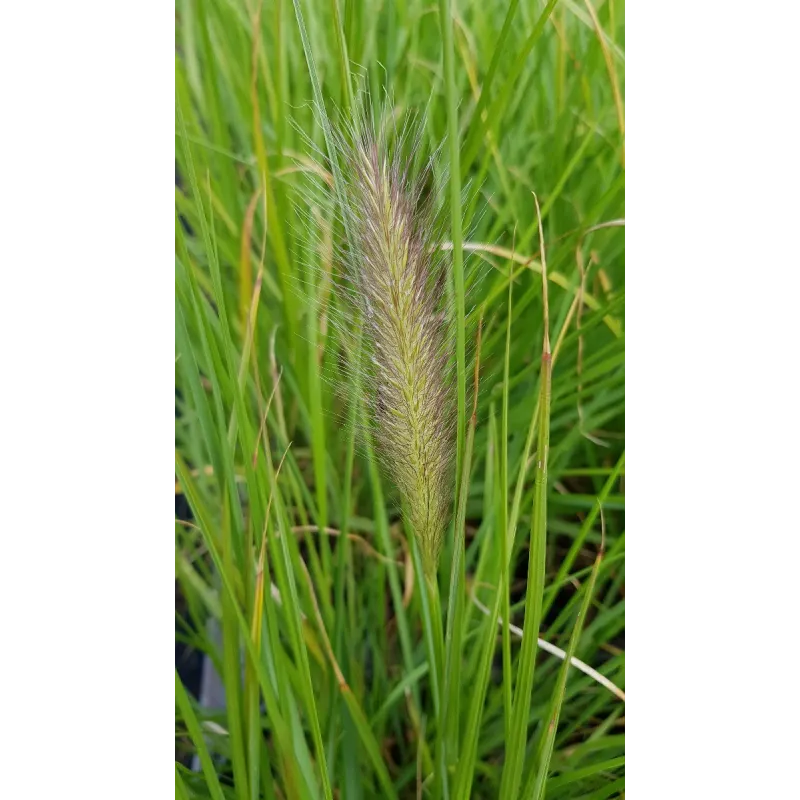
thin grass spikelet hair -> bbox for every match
[333,108,455,580]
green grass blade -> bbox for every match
[175,452,315,798]
[582,776,626,799]
[499,197,553,799]
[175,764,191,800]
[450,578,502,799]
[439,0,466,479]
[461,0,560,179]
[461,0,520,160]
[364,430,419,698]
[544,451,624,616]
[523,545,605,799]
[371,663,431,727]
[340,686,400,800]
[330,0,353,111]
[175,670,227,800]
[263,463,334,799]
[500,251,514,742]
[545,755,625,792]
[443,317,482,781]
[219,492,251,800]
[442,380,475,782]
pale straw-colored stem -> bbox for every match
[470,593,625,702]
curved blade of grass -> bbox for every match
[175,452,317,799]
[545,755,625,792]
[219,491,250,800]
[543,451,624,616]
[519,127,596,245]
[174,764,190,800]
[461,0,560,179]
[246,439,290,800]
[582,776,626,799]
[582,0,624,166]
[261,451,334,800]
[443,241,622,338]
[330,0,353,112]
[247,8,298,351]
[185,214,258,796]
[371,663,431,728]
[299,558,399,799]
[290,0,350,233]
[339,687,400,800]
[469,594,625,702]
[175,670,227,800]
[462,0,520,147]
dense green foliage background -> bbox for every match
[175,0,624,796]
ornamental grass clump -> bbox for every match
[337,120,455,580]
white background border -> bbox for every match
[626,1,800,795]
[1,2,174,796]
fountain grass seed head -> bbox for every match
[335,115,455,580]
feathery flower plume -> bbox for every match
[336,115,454,579]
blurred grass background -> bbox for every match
[175,0,624,797]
